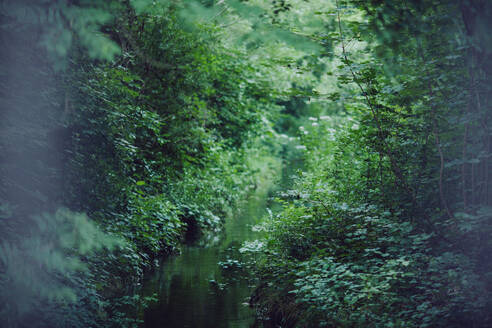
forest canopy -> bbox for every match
[1,0,491,327]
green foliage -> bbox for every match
[0,0,286,326]
[3,0,491,326]
[249,0,492,327]
[2,0,121,69]
[115,195,184,256]
[0,209,122,327]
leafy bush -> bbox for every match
[0,209,121,327]
[0,1,284,326]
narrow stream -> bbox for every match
[140,151,302,328]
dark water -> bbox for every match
[141,186,271,328]
[141,152,303,328]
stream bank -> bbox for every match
[138,146,303,328]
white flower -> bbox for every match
[308,117,318,121]
[312,122,319,127]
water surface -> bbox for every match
[141,153,302,328]
[141,187,270,328]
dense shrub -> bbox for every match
[0,1,283,326]
[250,0,492,327]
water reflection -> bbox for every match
[141,154,303,328]
[142,192,268,328]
